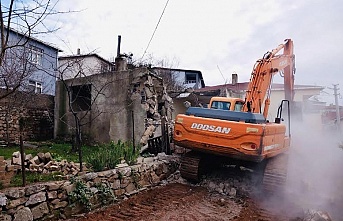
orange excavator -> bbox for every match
[174,39,295,192]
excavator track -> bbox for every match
[262,153,289,194]
[180,151,203,182]
[180,150,289,196]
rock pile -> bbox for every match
[10,151,85,176]
[0,156,17,188]
[196,166,254,199]
[304,209,332,221]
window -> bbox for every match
[28,80,43,94]
[234,101,244,111]
[29,45,43,66]
[185,73,197,84]
[211,101,231,110]
[101,64,107,73]
[70,84,92,111]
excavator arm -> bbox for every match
[242,39,295,119]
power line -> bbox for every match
[140,0,170,61]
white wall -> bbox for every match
[58,56,109,80]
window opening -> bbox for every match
[70,84,92,111]
[185,73,197,84]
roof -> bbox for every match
[196,82,324,92]
[270,83,325,91]
[59,53,114,65]
[6,26,62,52]
[195,82,249,92]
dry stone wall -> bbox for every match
[0,105,54,144]
[0,153,179,220]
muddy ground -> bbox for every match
[68,183,294,221]
[65,167,316,221]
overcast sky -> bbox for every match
[42,0,342,94]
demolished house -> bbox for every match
[54,56,174,149]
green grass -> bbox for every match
[0,143,99,162]
[0,141,140,188]
[10,171,64,187]
[0,141,139,174]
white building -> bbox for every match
[58,51,115,80]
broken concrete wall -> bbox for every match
[54,67,174,146]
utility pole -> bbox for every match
[332,84,341,133]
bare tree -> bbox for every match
[56,54,115,171]
[0,0,62,99]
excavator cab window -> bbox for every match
[234,101,244,111]
[211,101,231,110]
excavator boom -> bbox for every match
[243,39,295,118]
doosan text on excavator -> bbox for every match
[173,39,295,193]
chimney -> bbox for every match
[232,73,238,85]
[117,35,121,58]
[115,35,127,71]
[77,48,81,55]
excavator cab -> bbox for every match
[209,97,245,112]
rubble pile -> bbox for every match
[10,151,85,176]
[0,156,17,188]
[140,75,161,145]
[304,209,332,221]
[195,166,255,199]
[139,74,173,146]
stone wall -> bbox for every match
[0,94,54,144]
[0,154,179,220]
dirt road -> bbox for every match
[69,183,299,221]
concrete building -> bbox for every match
[54,58,173,145]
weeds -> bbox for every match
[131,169,142,189]
[68,178,93,211]
[96,183,116,205]
[86,140,140,172]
